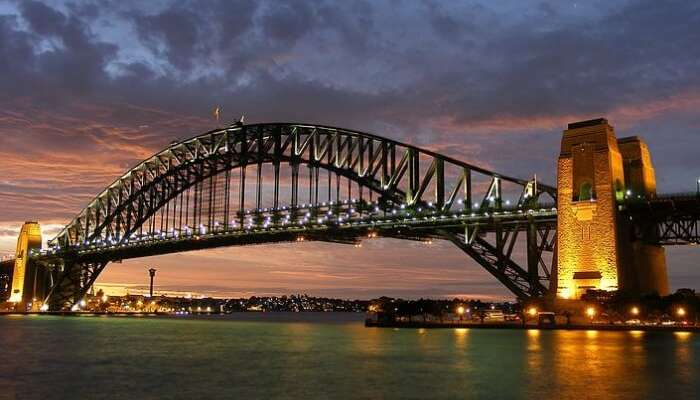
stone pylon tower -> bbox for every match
[556,118,668,299]
[9,222,42,307]
[617,137,669,296]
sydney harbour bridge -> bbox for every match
[1,118,699,311]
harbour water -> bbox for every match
[1,313,698,399]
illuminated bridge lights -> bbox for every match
[54,203,557,256]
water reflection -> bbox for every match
[524,328,544,395]
[453,328,468,350]
[1,317,699,399]
[527,329,540,338]
[629,330,645,339]
[544,330,651,399]
[674,332,692,386]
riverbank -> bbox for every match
[0,311,172,317]
[365,319,700,332]
[4,312,699,332]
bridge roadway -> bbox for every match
[28,202,558,265]
[6,192,693,268]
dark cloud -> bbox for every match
[0,15,39,96]
[133,6,204,71]
[260,2,314,44]
[0,0,117,99]
[20,0,66,36]
[3,0,699,131]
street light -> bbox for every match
[677,307,687,318]
[586,306,596,319]
[457,306,465,322]
[630,306,639,316]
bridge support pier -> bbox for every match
[617,137,669,296]
[8,222,45,311]
[556,119,668,299]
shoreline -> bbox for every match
[2,312,697,332]
[0,310,363,317]
[0,311,172,317]
[365,320,700,332]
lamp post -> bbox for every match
[630,306,640,320]
[677,307,686,319]
[148,268,157,298]
[586,306,596,322]
[696,179,700,197]
[526,307,537,327]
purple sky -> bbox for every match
[1,0,699,300]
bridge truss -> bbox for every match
[626,194,700,245]
[28,123,558,310]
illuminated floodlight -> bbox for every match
[586,307,596,318]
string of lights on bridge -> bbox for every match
[31,198,557,257]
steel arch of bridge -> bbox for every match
[38,123,557,310]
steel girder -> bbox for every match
[41,123,557,310]
[45,260,107,310]
[625,194,700,245]
[438,217,556,299]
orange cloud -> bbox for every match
[428,90,700,134]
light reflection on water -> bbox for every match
[0,314,698,399]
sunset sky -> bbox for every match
[1,0,699,300]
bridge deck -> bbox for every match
[32,206,558,264]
